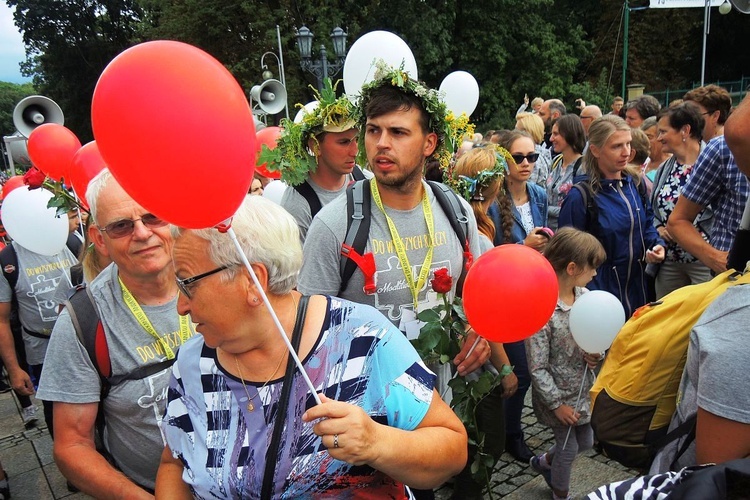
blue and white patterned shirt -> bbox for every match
[162,297,435,499]
[680,135,749,252]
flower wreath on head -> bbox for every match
[354,60,459,172]
[449,145,513,203]
[258,78,356,186]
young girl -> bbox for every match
[526,227,607,500]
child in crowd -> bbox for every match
[526,227,606,500]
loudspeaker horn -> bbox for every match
[7,132,31,166]
[250,79,287,115]
[729,0,750,13]
[12,95,64,138]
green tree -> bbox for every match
[0,81,36,137]
[7,0,145,142]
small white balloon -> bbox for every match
[293,101,319,124]
[343,31,419,97]
[262,180,287,205]
[439,71,480,116]
[1,186,69,256]
[569,290,626,353]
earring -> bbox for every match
[252,297,259,304]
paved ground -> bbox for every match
[0,384,637,499]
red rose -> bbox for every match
[23,167,47,189]
[430,267,453,294]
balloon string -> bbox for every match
[226,227,322,406]
[440,335,482,400]
[562,365,589,450]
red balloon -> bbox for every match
[27,124,82,182]
[463,245,558,343]
[69,141,106,209]
[254,126,282,179]
[1,176,25,199]
[91,41,256,229]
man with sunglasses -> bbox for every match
[37,169,191,498]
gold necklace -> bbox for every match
[233,293,298,412]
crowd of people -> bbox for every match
[0,68,748,499]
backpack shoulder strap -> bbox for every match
[427,181,472,296]
[573,181,598,234]
[351,165,366,182]
[66,233,83,259]
[66,286,111,381]
[0,244,19,290]
[339,179,373,294]
[293,180,324,220]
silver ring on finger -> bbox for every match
[333,434,339,448]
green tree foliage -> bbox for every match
[0,81,36,137]
[7,0,144,142]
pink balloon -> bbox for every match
[92,41,256,229]
[27,124,82,181]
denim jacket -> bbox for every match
[489,182,549,246]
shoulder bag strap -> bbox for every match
[293,181,323,219]
[261,295,311,500]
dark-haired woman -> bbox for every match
[546,115,586,231]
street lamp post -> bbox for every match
[296,25,348,92]
[701,0,732,86]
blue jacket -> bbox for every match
[489,182,549,246]
[559,176,664,318]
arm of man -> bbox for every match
[695,406,750,465]
[667,197,727,274]
[303,391,467,489]
[298,215,344,296]
[155,446,192,499]
[0,302,33,395]
[54,402,154,499]
[725,94,750,176]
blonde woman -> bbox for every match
[516,112,550,188]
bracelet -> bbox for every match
[500,364,514,377]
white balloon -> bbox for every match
[569,290,626,353]
[439,71,480,116]
[262,180,287,205]
[1,186,69,256]
[293,101,319,124]
[343,31,418,97]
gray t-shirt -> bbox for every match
[650,284,750,473]
[37,263,196,490]
[298,180,481,327]
[0,242,77,364]
[281,169,373,244]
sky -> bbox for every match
[0,3,31,84]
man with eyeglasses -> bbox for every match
[579,105,602,137]
[37,169,191,498]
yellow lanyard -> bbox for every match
[370,180,435,311]
[119,277,192,360]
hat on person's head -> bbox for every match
[353,60,473,178]
[258,78,355,186]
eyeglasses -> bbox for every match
[176,265,229,299]
[98,213,167,239]
[580,115,595,120]
[510,153,540,164]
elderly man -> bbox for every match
[263,78,370,244]
[37,170,192,497]
[579,105,602,137]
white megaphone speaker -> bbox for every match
[729,0,750,13]
[250,79,287,115]
[12,95,64,138]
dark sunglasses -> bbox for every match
[510,153,540,164]
[99,213,168,239]
[175,265,229,299]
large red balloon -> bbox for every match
[1,176,25,200]
[69,141,106,209]
[255,126,282,179]
[27,124,82,182]
[463,245,558,343]
[91,41,256,229]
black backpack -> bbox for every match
[338,179,473,296]
[293,166,367,220]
